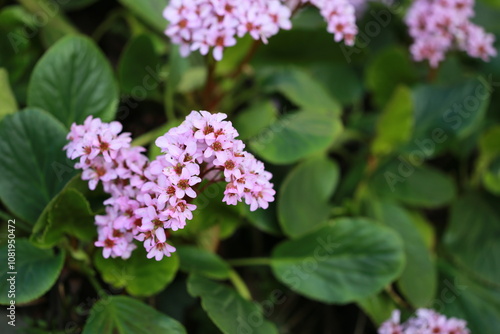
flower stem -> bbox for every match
[227,257,272,267]
[229,270,252,300]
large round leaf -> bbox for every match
[27,35,118,128]
[31,187,96,248]
[271,218,405,304]
[365,201,437,307]
[437,261,500,333]
[94,246,179,297]
[405,79,490,156]
[278,156,339,238]
[0,108,76,224]
[177,246,230,280]
[371,85,414,156]
[368,160,456,208]
[233,100,277,140]
[187,275,279,334]
[0,239,65,304]
[249,111,343,165]
[118,34,162,99]
[444,192,500,286]
[83,295,186,334]
[365,47,418,108]
[258,66,341,115]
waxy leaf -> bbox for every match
[250,111,343,165]
[177,246,231,279]
[444,192,500,286]
[28,35,118,128]
[366,201,437,307]
[278,156,339,238]
[83,295,186,334]
[437,261,500,333]
[0,239,65,304]
[368,160,456,208]
[94,247,179,297]
[187,275,279,334]
[0,108,76,224]
[271,218,405,304]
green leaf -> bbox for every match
[250,111,343,165]
[366,47,417,108]
[27,35,118,128]
[444,192,500,286]
[357,292,397,326]
[0,68,17,121]
[308,63,363,107]
[239,202,281,236]
[31,186,96,248]
[407,78,490,156]
[437,261,500,333]
[94,247,179,297]
[365,201,437,307]
[118,0,169,33]
[233,100,277,140]
[0,239,65,304]
[368,160,456,208]
[177,246,230,279]
[271,218,405,304]
[118,34,162,99]
[0,6,41,103]
[0,108,76,224]
[372,85,414,156]
[483,157,500,195]
[258,67,341,115]
[479,125,500,158]
[83,295,186,334]
[187,275,279,334]
[278,156,339,238]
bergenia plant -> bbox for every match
[0,0,499,333]
[64,111,275,261]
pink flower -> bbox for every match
[168,168,201,198]
[65,110,275,260]
[163,0,292,60]
[379,309,470,334]
[146,241,176,261]
[405,0,496,67]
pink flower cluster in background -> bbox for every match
[163,0,362,61]
[64,111,275,261]
[304,0,357,46]
[164,0,497,66]
[164,0,292,60]
[405,0,496,67]
[379,309,470,334]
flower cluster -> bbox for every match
[405,0,497,67]
[163,0,292,60]
[163,0,364,60]
[379,309,470,334]
[154,110,275,212]
[64,111,275,261]
[304,0,357,46]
